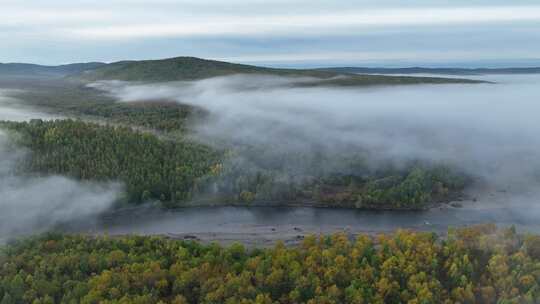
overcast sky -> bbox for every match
[2,0,540,67]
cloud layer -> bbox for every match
[1,1,540,66]
[57,7,540,39]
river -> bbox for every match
[63,185,540,246]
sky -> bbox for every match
[2,0,540,67]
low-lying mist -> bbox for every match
[0,89,58,122]
[0,129,121,239]
[91,74,540,203]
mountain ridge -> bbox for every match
[71,56,485,85]
[0,62,106,77]
[1,56,489,85]
[317,66,540,75]
[75,56,339,82]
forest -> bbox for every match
[0,119,220,206]
[1,225,540,303]
[0,119,467,209]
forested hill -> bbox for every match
[0,56,486,85]
[0,62,105,77]
[72,56,484,85]
[318,66,540,75]
[75,56,328,82]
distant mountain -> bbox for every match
[0,56,488,85]
[0,62,106,77]
[76,56,341,82]
[74,56,484,86]
[317,67,540,76]
[4,57,535,82]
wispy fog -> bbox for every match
[91,74,540,197]
[0,130,120,239]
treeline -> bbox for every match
[1,225,540,303]
[0,120,467,209]
[0,119,220,205]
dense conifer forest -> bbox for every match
[0,119,220,206]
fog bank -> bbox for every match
[91,74,540,193]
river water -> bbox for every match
[77,203,540,236]
[60,195,540,247]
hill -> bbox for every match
[75,56,484,85]
[76,56,329,82]
[318,66,540,75]
[0,62,105,77]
